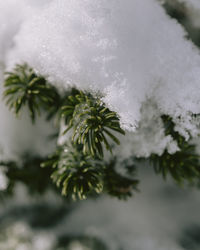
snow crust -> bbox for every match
[0,0,200,158]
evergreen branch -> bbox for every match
[6,63,200,200]
[41,143,104,200]
[161,115,185,147]
[103,159,139,200]
[3,63,60,122]
[150,144,200,185]
[150,115,200,185]
[0,155,54,196]
[61,89,125,158]
[42,143,139,200]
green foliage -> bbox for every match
[103,159,139,200]
[61,89,125,158]
[161,115,185,147]
[41,143,139,200]
[2,64,130,201]
[150,144,200,185]
[0,155,54,197]
[150,115,200,185]
[4,63,60,122]
[3,63,200,201]
[41,143,104,200]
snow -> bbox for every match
[0,0,200,158]
[113,101,179,159]
[0,166,8,191]
[0,2,200,249]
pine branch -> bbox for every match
[4,63,200,200]
[61,89,125,158]
[41,143,104,200]
[4,63,60,122]
[150,115,200,185]
[0,155,54,196]
[3,64,125,158]
[103,159,139,200]
[41,143,139,200]
[150,145,200,185]
[161,115,185,147]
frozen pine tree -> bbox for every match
[0,0,200,249]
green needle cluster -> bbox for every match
[150,144,200,185]
[41,143,138,200]
[150,115,200,185]
[103,159,139,200]
[61,89,125,157]
[4,63,59,122]
[41,144,104,200]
